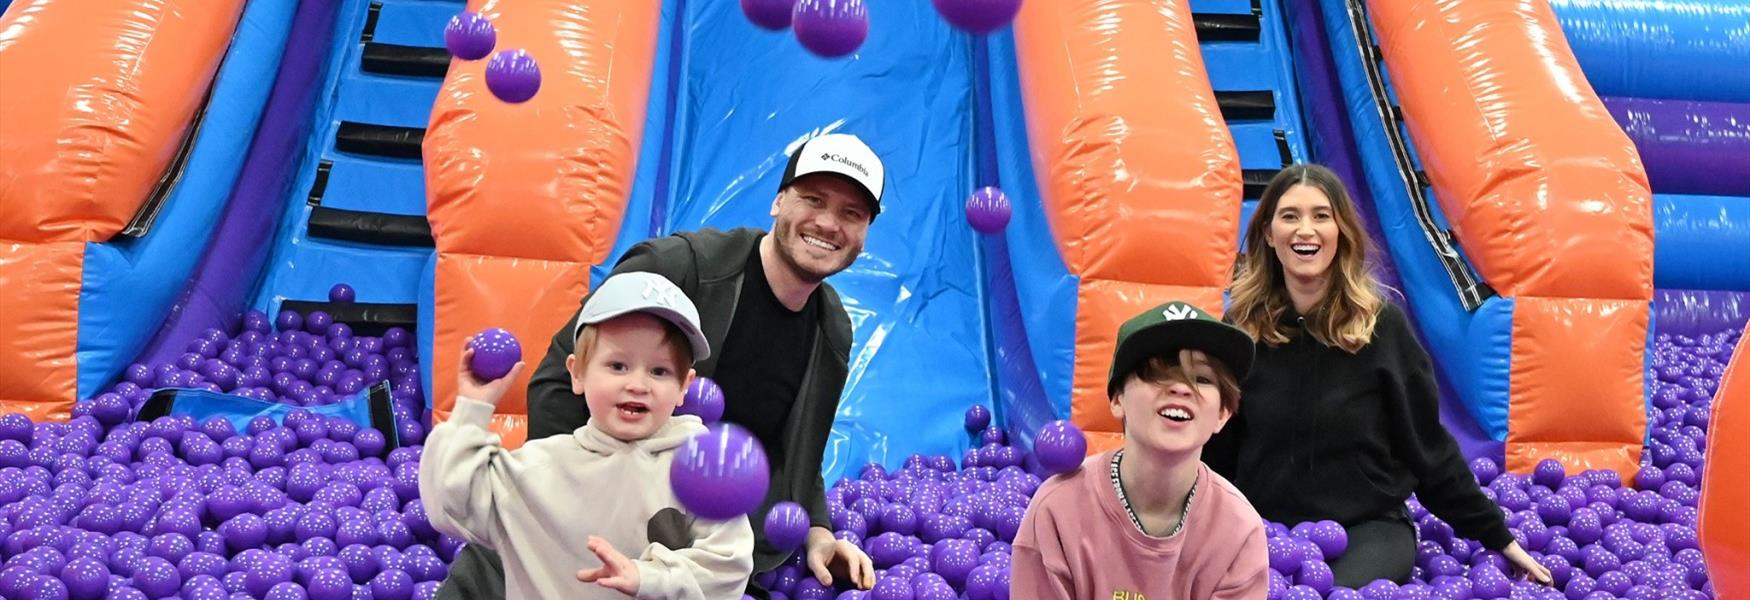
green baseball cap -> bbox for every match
[1107,301,1256,398]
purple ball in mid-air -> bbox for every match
[1033,420,1086,476]
[964,405,991,432]
[670,423,770,520]
[764,501,809,553]
[932,0,1022,34]
[678,377,725,424]
[466,328,522,381]
[964,186,1012,234]
[791,0,867,58]
[328,284,356,304]
[484,50,541,104]
[443,12,496,61]
[742,0,796,29]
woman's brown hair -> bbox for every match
[1226,164,1385,353]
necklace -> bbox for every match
[1109,449,1196,538]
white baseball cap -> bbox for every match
[573,272,710,363]
[780,133,885,216]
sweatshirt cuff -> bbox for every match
[632,560,669,600]
[450,397,497,427]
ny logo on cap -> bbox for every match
[1162,304,1197,321]
[642,280,684,309]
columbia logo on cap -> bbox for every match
[820,153,870,177]
[780,133,886,216]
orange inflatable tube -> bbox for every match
[424,0,660,448]
[1368,0,1652,474]
[0,0,243,416]
[1698,331,1749,598]
[0,0,244,244]
[1012,0,1242,453]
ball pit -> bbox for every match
[3,300,1737,598]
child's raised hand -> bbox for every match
[576,536,640,595]
[457,346,524,407]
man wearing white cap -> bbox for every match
[439,133,883,600]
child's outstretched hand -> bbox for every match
[576,536,639,595]
[457,347,524,408]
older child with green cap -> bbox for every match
[1012,300,1270,599]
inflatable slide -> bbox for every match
[0,0,248,418]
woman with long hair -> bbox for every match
[1207,164,1551,587]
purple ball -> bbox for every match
[930,539,980,588]
[246,554,297,597]
[791,0,867,58]
[1358,579,1397,599]
[1308,520,1347,559]
[1267,537,1303,575]
[382,327,411,350]
[370,569,414,600]
[147,533,194,563]
[304,567,351,600]
[221,514,269,552]
[866,533,911,568]
[880,503,920,536]
[764,502,809,552]
[964,405,992,432]
[671,424,770,520]
[1537,495,1574,526]
[243,310,272,334]
[91,395,130,427]
[679,377,726,424]
[132,556,181,598]
[180,552,227,581]
[58,557,107,600]
[742,0,796,29]
[1296,559,1334,594]
[276,311,304,333]
[465,328,522,381]
[443,11,496,61]
[1032,420,1086,476]
[327,284,356,305]
[353,429,387,459]
[931,0,1021,34]
[870,576,913,600]
[1534,458,1567,488]
[124,363,155,386]
[1636,465,1666,490]
[484,50,541,104]
[964,186,1012,234]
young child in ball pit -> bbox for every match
[419,272,754,599]
[1012,300,1269,599]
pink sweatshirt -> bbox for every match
[1012,453,1269,599]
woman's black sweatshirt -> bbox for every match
[1205,302,1514,551]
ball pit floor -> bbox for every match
[3,305,1737,599]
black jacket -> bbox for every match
[525,227,851,573]
[1206,302,1513,550]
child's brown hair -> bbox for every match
[572,316,693,377]
[1123,349,1242,417]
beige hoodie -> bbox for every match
[420,397,754,599]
